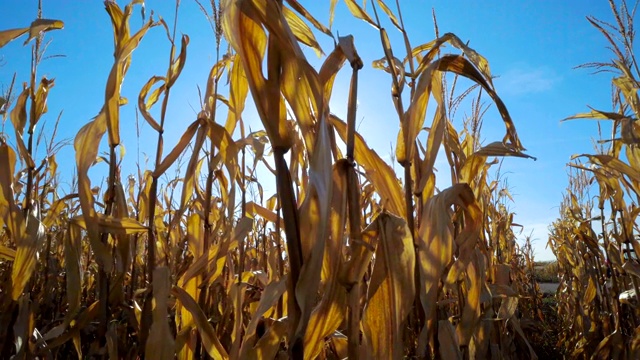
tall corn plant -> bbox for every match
[222,0,537,358]
[0,4,65,358]
[550,0,640,358]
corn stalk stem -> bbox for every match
[273,146,303,357]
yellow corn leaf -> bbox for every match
[173,126,207,226]
[328,0,339,29]
[30,77,54,131]
[138,76,165,132]
[304,159,353,358]
[0,27,29,48]
[294,114,333,345]
[398,54,443,165]
[64,223,83,317]
[222,0,292,149]
[246,201,281,225]
[318,42,347,102]
[239,278,287,357]
[411,33,492,84]
[473,141,536,160]
[376,0,401,30]
[438,320,462,360]
[456,250,485,346]
[593,153,640,181]
[285,0,333,39]
[10,87,35,168]
[362,213,415,360]
[0,143,32,300]
[71,214,148,235]
[331,114,404,216]
[0,245,16,260]
[146,267,175,360]
[344,0,379,29]
[614,75,640,116]
[41,193,77,228]
[181,217,252,286]
[562,107,626,122]
[12,211,45,300]
[241,318,289,360]
[224,54,249,135]
[434,55,521,149]
[73,111,112,271]
[417,184,477,352]
[23,18,64,44]
[153,119,202,177]
[172,286,229,359]
[167,34,189,87]
[414,103,445,197]
[104,1,157,146]
[583,277,597,304]
[303,160,349,359]
[283,6,324,57]
[243,0,323,152]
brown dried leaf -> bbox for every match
[362,213,415,360]
[172,286,229,359]
[145,267,175,360]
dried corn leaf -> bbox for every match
[172,286,229,359]
[224,54,249,135]
[145,267,175,360]
[303,160,350,359]
[344,0,379,29]
[0,28,29,48]
[239,278,287,357]
[417,184,477,351]
[73,111,112,271]
[294,116,333,347]
[331,114,404,216]
[0,245,16,260]
[24,18,64,44]
[222,0,292,149]
[153,119,202,177]
[438,320,462,360]
[138,75,165,132]
[362,213,415,360]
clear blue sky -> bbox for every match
[1,0,618,261]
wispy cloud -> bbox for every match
[498,65,560,96]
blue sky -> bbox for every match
[1,0,619,261]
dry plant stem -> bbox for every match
[273,146,303,355]
[345,53,363,360]
[604,205,621,331]
[276,205,284,318]
[346,164,362,360]
[141,6,183,356]
[198,23,222,360]
[346,58,361,163]
[347,281,362,360]
[97,144,119,345]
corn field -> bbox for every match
[0,0,638,359]
[547,1,640,358]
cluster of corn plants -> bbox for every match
[549,0,640,358]
[0,0,543,358]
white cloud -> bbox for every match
[498,65,559,96]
